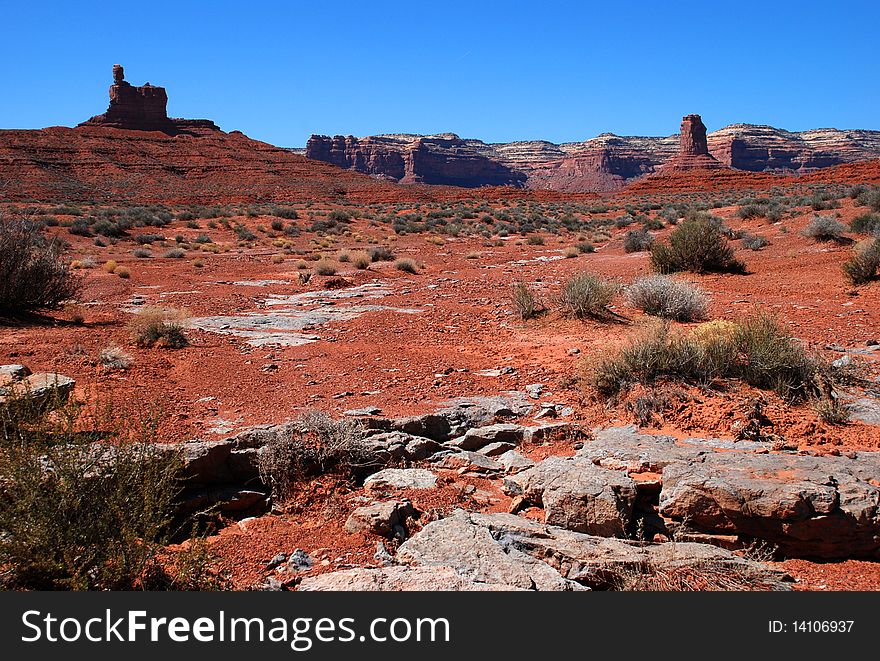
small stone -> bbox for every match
[265,552,287,570]
[287,549,313,572]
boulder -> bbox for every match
[344,500,418,538]
[364,468,437,492]
[447,423,528,451]
[435,451,502,474]
[503,456,638,536]
[0,371,75,411]
[396,510,581,591]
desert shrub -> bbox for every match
[233,224,256,241]
[272,207,299,220]
[102,260,118,273]
[626,275,708,322]
[590,314,820,402]
[576,241,595,253]
[98,346,133,370]
[564,246,579,258]
[350,251,371,270]
[394,258,419,274]
[129,307,189,349]
[337,249,351,263]
[558,272,619,320]
[0,217,82,314]
[313,259,337,276]
[623,228,654,253]
[164,248,186,259]
[511,282,543,320]
[850,213,880,236]
[842,238,880,285]
[257,412,377,501]
[133,248,152,258]
[0,396,182,590]
[815,398,852,425]
[802,215,847,242]
[650,217,746,274]
[270,254,284,264]
[270,219,285,231]
[115,266,131,279]
[368,246,395,262]
[526,235,545,246]
[135,233,164,245]
[737,204,765,220]
[740,233,770,251]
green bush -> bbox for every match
[802,215,847,242]
[623,228,654,253]
[649,216,746,274]
[0,395,217,590]
[850,213,880,236]
[0,217,82,314]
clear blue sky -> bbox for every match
[2,1,877,146]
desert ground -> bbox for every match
[3,164,880,591]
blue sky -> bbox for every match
[2,1,877,146]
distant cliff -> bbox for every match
[306,119,880,192]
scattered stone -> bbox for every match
[525,383,544,399]
[344,406,382,416]
[447,423,527,451]
[265,553,287,571]
[435,451,502,474]
[344,500,418,538]
[373,542,394,567]
[477,441,517,457]
[287,549,313,572]
[364,468,437,492]
[497,450,535,474]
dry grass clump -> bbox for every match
[510,282,544,320]
[394,258,419,274]
[257,411,379,501]
[350,250,371,270]
[129,307,189,349]
[625,275,708,322]
[842,238,880,285]
[313,258,338,276]
[558,272,620,320]
[115,266,131,279]
[589,313,822,402]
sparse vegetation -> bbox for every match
[802,215,847,242]
[129,307,189,349]
[511,282,544,320]
[842,238,880,285]
[590,313,822,402]
[626,275,708,322]
[558,272,619,320]
[313,259,338,276]
[623,228,654,253]
[0,394,220,590]
[394,258,419,274]
[650,216,746,274]
[257,412,378,501]
[0,217,82,314]
[98,346,133,370]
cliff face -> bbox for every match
[79,64,220,136]
[306,133,526,187]
[306,121,880,192]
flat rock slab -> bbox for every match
[395,510,789,591]
[0,372,75,409]
[580,426,880,559]
[298,565,523,591]
[503,456,637,536]
[364,468,437,492]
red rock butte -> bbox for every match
[79,64,220,136]
[660,114,724,171]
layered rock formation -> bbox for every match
[306,133,526,187]
[660,114,723,171]
[306,117,880,192]
[79,64,219,135]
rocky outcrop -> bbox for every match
[307,117,880,191]
[306,133,526,188]
[79,64,219,135]
[578,426,880,559]
[660,114,724,171]
[312,510,791,591]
